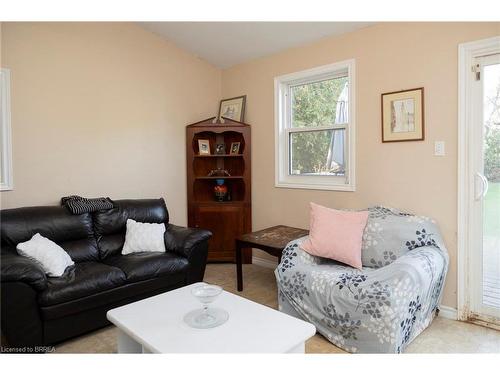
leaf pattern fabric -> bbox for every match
[361,206,443,268]
[275,206,449,353]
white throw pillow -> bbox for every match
[16,233,74,277]
[122,219,166,255]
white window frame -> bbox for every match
[0,68,13,191]
[274,59,356,191]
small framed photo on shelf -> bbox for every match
[381,87,424,142]
[198,139,210,155]
[229,142,241,155]
[215,143,226,155]
[218,95,246,122]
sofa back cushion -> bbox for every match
[361,206,442,268]
[0,206,99,262]
[92,198,169,259]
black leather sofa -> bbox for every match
[0,198,211,349]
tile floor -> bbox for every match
[54,263,500,353]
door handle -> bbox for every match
[480,173,489,198]
[475,172,489,200]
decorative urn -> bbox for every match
[214,179,228,202]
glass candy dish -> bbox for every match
[183,283,229,329]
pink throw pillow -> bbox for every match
[301,203,368,269]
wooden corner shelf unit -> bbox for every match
[186,117,252,263]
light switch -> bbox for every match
[434,141,445,156]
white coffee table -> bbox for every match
[106,282,316,353]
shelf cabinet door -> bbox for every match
[193,204,246,262]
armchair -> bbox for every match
[275,206,448,353]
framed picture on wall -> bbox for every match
[218,95,246,122]
[381,87,424,142]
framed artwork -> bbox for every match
[215,143,226,155]
[198,139,210,155]
[229,142,241,155]
[218,95,246,122]
[381,87,424,142]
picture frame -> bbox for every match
[229,142,241,155]
[215,143,226,155]
[218,95,246,122]
[198,139,210,155]
[381,87,424,142]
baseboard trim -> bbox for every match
[438,305,458,320]
[252,256,277,269]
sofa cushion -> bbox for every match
[39,274,187,321]
[103,252,188,283]
[301,203,368,269]
[38,262,126,306]
[92,199,169,259]
[1,206,99,262]
[16,233,75,277]
[122,219,166,255]
[361,206,443,268]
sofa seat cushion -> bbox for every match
[40,274,187,321]
[38,262,126,306]
[103,252,189,283]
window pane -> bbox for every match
[289,129,345,176]
[291,76,348,128]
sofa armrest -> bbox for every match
[164,224,211,284]
[372,246,449,314]
[1,249,48,291]
[164,224,211,259]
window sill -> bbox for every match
[275,181,356,192]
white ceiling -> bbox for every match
[139,22,375,69]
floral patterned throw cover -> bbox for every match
[275,206,449,353]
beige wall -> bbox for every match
[0,22,221,225]
[221,22,500,308]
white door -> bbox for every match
[469,53,500,323]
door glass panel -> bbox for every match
[482,61,500,308]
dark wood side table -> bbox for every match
[235,225,309,291]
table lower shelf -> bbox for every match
[116,328,306,353]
